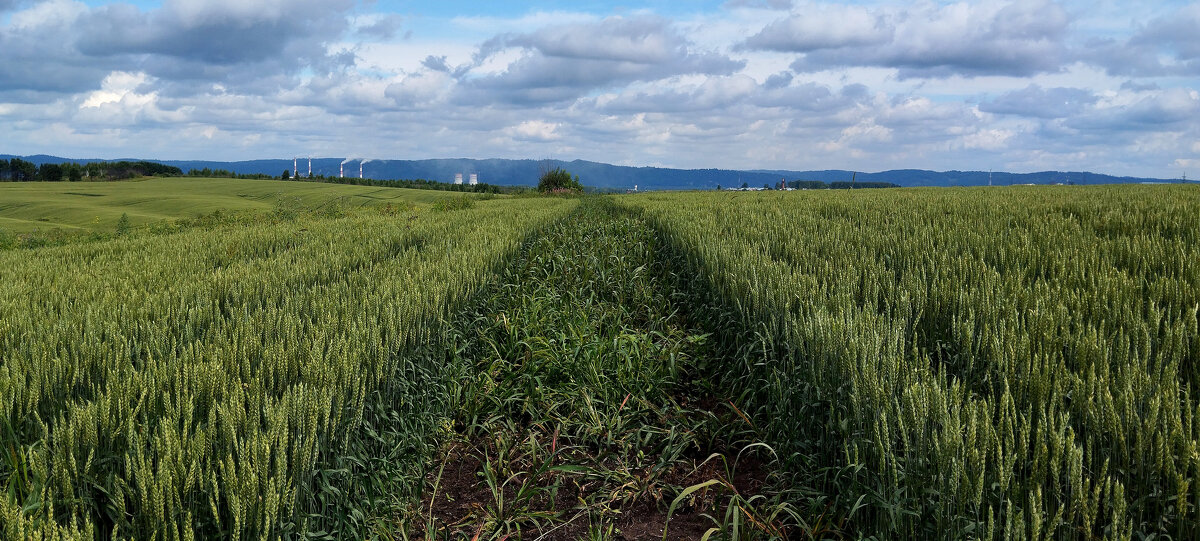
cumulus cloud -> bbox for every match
[981,85,1097,118]
[77,0,354,74]
[0,0,102,97]
[356,14,405,40]
[744,0,1070,78]
[1084,4,1200,77]
[384,71,453,109]
[1067,88,1200,130]
[459,15,744,105]
[742,4,891,51]
[507,120,562,141]
[0,0,1196,179]
[0,0,355,101]
[723,0,792,9]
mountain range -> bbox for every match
[4,155,1185,190]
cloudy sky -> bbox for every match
[1,0,1198,177]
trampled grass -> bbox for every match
[0,177,480,233]
[407,199,789,540]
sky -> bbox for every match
[1,0,1198,177]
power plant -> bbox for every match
[292,157,313,178]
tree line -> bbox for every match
[0,158,182,182]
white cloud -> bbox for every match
[81,71,153,108]
[746,0,1070,78]
[0,0,1196,179]
[507,120,562,141]
[962,128,1015,150]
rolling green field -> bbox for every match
[1,182,1197,540]
[0,177,475,233]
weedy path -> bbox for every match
[400,199,796,540]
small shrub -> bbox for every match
[432,196,476,212]
[116,213,131,236]
[537,168,582,193]
[273,196,303,221]
[315,197,350,219]
[380,200,417,217]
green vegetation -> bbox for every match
[0,194,575,539]
[621,185,1200,539]
[0,177,485,234]
[294,174,520,195]
[538,167,583,193]
[430,195,476,212]
[410,199,791,539]
[0,158,182,182]
[787,179,899,189]
[1,182,1197,539]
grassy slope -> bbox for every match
[0,177,475,232]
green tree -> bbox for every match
[0,159,9,181]
[115,213,131,236]
[10,158,36,181]
[85,162,104,180]
[282,169,291,180]
[39,163,63,182]
[537,167,582,193]
[67,163,83,182]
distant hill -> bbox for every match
[3,155,1182,190]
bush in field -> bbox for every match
[115,213,131,236]
[537,167,582,193]
[432,196,476,212]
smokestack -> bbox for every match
[293,157,297,177]
[340,164,344,177]
[359,162,363,179]
[469,173,478,186]
[307,158,312,178]
[454,173,463,185]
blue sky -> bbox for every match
[2,0,1198,177]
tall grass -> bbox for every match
[620,185,1200,539]
[0,198,575,538]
